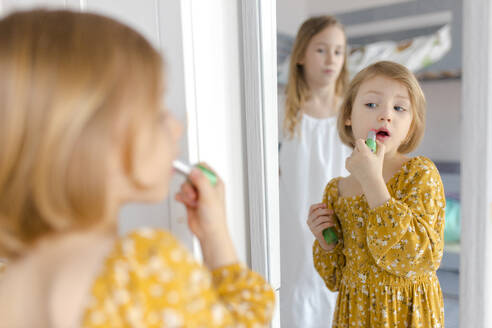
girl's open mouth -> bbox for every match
[374,128,390,141]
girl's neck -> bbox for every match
[32,222,117,255]
[303,82,339,118]
[381,152,410,181]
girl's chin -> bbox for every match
[135,184,169,203]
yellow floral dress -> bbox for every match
[83,229,275,327]
[313,156,445,327]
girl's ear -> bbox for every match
[297,53,306,66]
[345,118,351,126]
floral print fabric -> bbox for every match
[313,156,445,327]
[83,229,275,327]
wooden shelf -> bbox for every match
[416,70,462,81]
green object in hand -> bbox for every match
[172,160,218,187]
[323,227,338,244]
[366,130,377,153]
[196,164,218,186]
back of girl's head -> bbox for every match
[0,10,163,259]
[337,61,426,153]
[284,15,348,138]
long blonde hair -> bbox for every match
[337,61,426,153]
[284,15,348,139]
[0,10,163,259]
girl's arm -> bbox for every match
[365,158,445,278]
[311,179,346,291]
[313,239,345,291]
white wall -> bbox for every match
[413,80,461,162]
[276,0,307,35]
[460,1,492,324]
[181,0,249,263]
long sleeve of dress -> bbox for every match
[366,158,446,278]
[313,178,346,292]
[82,229,275,327]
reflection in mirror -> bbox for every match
[277,1,462,327]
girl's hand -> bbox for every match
[307,202,336,251]
[175,163,237,269]
[175,163,227,240]
[345,139,385,185]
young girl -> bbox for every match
[0,10,274,327]
[307,61,445,327]
[278,15,352,327]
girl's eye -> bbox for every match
[335,50,342,55]
[394,106,405,112]
[365,103,377,108]
[316,48,325,53]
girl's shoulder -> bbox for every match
[398,156,439,177]
[322,177,343,204]
[115,228,191,263]
[391,156,442,191]
[91,228,200,299]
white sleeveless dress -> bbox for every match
[279,96,351,327]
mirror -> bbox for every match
[277,1,462,327]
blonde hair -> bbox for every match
[0,10,163,259]
[284,15,348,139]
[337,61,426,153]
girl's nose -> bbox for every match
[325,52,334,65]
[378,106,393,122]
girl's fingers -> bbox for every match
[196,162,225,190]
[376,140,386,158]
[313,218,334,230]
[188,168,212,196]
[311,215,328,226]
[315,222,334,234]
[309,202,326,215]
[312,207,333,217]
[175,191,197,207]
[354,139,366,152]
[358,138,373,154]
[308,209,333,226]
[183,183,197,200]
[311,214,334,228]
[179,183,197,204]
[308,205,326,223]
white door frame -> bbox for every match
[240,0,280,288]
[461,0,492,326]
[240,1,280,326]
